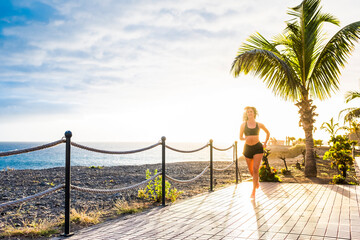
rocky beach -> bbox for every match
[0,145,349,239]
[0,161,243,233]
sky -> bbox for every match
[0,0,359,145]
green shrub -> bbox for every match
[259,164,281,182]
[332,174,346,184]
[323,135,355,179]
[89,166,103,169]
[260,149,281,182]
[138,169,183,203]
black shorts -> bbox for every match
[243,142,264,158]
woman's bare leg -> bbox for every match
[250,153,263,198]
[245,157,254,177]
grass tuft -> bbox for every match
[113,200,145,215]
[69,208,102,225]
[0,218,59,237]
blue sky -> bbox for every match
[0,0,359,143]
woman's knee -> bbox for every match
[253,165,260,173]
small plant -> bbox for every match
[259,165,281,182]
[89,166,103,169]
[259,149,281,182]
[68,208,102,226]
[279,155,291,175]
[138,169,183,203]
[168,187,183,202]
[323,135,356,180]
[332,174,346,184]
[280,168,291,175]
[113,200,144,215]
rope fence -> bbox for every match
[71,172,162,194]
[0,139,65,157]
[213,144,234,151]
[0,184,65,210]
[71,141,162,154]
[165,166,210,183]
[0,131,241,236]
[213,161,235,171]
[165,143,209,153]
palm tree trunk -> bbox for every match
[304,124,317,177]
[296,98,318,177]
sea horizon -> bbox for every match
[0,141,236,170]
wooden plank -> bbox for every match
[59,183,358,240]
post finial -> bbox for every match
[65,131,72,138]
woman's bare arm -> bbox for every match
[259,123,270,147]
[239,123,246,141]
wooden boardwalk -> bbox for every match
[56,182,360,240]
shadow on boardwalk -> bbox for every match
[54,182,360,240]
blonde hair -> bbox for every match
[243,106,258,121]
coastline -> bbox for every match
[0,161,243,232]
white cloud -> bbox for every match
[0,0,359,142]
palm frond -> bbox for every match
[317,13,340,26]
[310,21,360,100]
[345,91,360,103]
[237,32,281,54]
[339,107,360,123]
[231,49,301,101]
[232,33,302,101]
[286,0,341,89]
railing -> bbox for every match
[0,131,241,236]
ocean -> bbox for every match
[0,141,238,170]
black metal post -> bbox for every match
[210,139,213,192]
[161,136,166,206]
[63,131,73,236]
[235,141,238,184]
[236,141,242,182]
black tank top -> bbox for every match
[244,122,260,136]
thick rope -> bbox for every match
[71,142,161,154]
[213,144,234,151]
[165,143,209,153]
[0,139,65,157]
[213,161,235,171]
[0,184,65,209]
[71,172,162,194]
[165,166,209,183]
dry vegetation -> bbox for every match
[259,145,359,184]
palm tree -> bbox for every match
[342,120,360,141]
[339,90,360,123]
[320,117,341,138]
[231,0,360,177]
[288,136,296,145]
